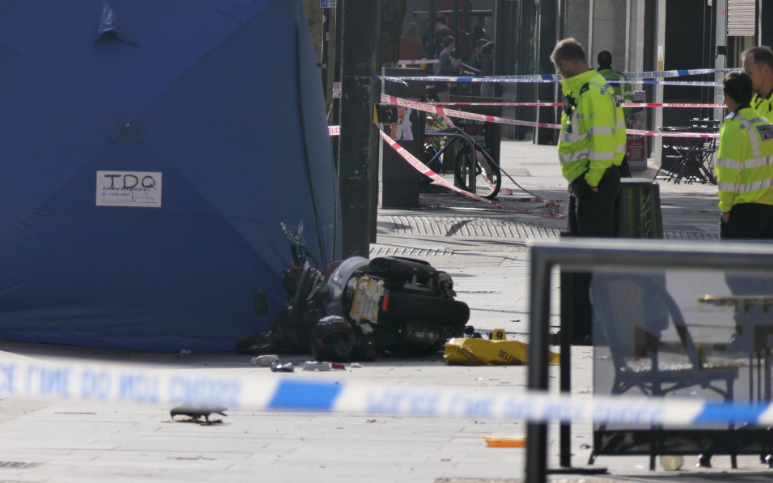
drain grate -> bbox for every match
[369,245,453,257]
[384,216,560,239]
[383,215,718,240]
[665,231,718,240]
[0,461,40,469]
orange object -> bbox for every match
[481,436,526,448]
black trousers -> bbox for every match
[568,167,622,237]
[564,168,622,341]
[720,203,773,240]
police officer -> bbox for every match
[717,72,773,239]
[597,51,633,177]
[552,39,627,237]
[742,47,773,123]
[597,51,634,119]
[551,39,627,345]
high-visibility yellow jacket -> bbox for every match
[716,107,773,213]
[598,68,634,119]
[558,69,627,187]
[752,90,773,123]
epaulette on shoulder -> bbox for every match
[580,84,590,95]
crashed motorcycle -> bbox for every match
[236,222,469,361]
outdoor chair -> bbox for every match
[589,273,739,470]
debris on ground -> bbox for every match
[270,361,295,373]
[444,331,559,365]
[302,361,347,371]
[481,436,526,448]
[178,350,192,356]
[169,405,227,424]
[350,362,364,369]
[251,355,279,367]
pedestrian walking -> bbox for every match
[597,50,633,177]
[742,46,773,123]
[551,38,626,345]
[435,36,461,103]
[399,23,425,61]
[552,39,626,238]
[716,72,773,239]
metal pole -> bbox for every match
[331,2,344,170]
[338,0,382,258]
[453,0,461,47]
[321,8,330,100]
[525,250,552,483]
[588,0,594,66]
[428,0,438,59]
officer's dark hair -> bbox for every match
[435,15,447,25]
[550,38,586,67]
[723,72,754,106]
[442,36,455,48]
[743,46,773,72]
[597,51,613,70]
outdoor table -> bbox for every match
[657,125,717,185]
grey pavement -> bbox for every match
[0,140,764,483]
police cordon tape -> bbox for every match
[429,102,727,109]
[379,75,723,87]
[379,130,563,219]
[1,357,772,426]
[391,67,737,80]
[328,124,556,212]
[382,95,720,139]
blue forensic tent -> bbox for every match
[0,0,340,351]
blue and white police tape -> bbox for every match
[381,68,736,84]
[0,357,771,426]
[379,75,722,87]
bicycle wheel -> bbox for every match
[454,144,501,200]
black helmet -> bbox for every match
[310,316,354,361]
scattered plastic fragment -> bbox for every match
[481,436,526,448]
[303,361,331,371]
[251,355,279,367]
[350,363,364,369]
[331,363,346,370]
[179,350,192,356]
[270,362,295,373]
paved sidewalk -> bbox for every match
[0,140,760,483]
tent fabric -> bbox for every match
[0,0,341,352]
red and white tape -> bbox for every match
[379,130,562,219]
[382,94,561,130]
[428,102,727,109]
[329,126,340,136]
[383,95,719,139]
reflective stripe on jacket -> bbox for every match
[716,107,773,213]
[752,91,773,123]
[558,70,626,187]
[598,68,634,119]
